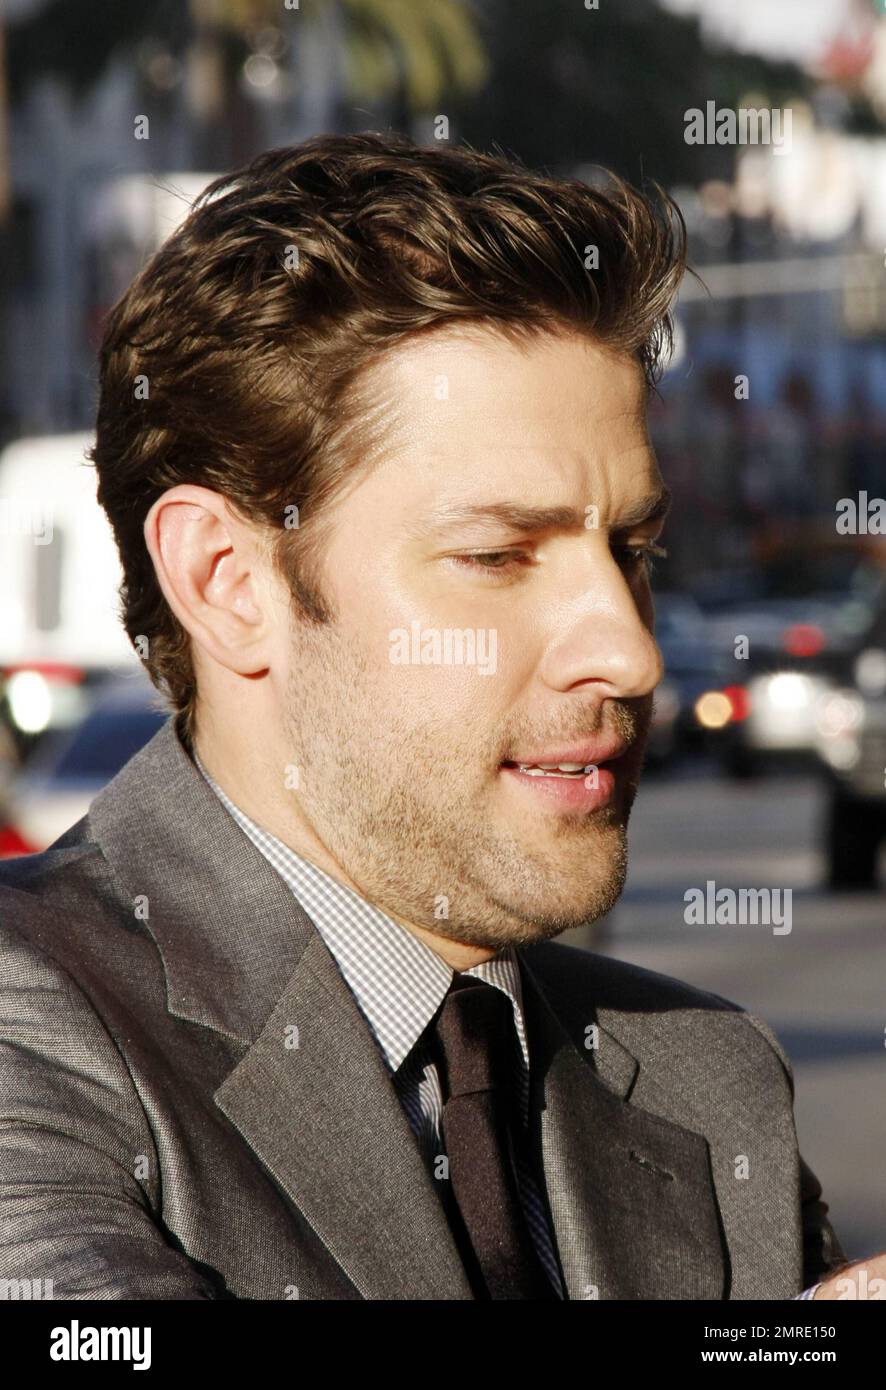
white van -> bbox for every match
[0,431,138,737]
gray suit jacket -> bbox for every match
[0,715,846,1299]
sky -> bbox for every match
[661,0,860,66]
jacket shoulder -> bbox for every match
[521,938,794,1088]
[522,937,743,1013]
[0,815,131,961]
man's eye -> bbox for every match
[449,550,531,575]
[613,541,669,575]
[448,542,668,579]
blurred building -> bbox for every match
[3,2,350,439]
[2,0,885,596]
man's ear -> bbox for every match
[143,484,274,677]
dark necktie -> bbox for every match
[428,972,557,1300]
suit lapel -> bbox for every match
[89,715,473,1300]
[214,928,474,1299]
[518,948,727,1300]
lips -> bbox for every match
[501,739,630,770]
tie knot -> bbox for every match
[431,974,516,1101]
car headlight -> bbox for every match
[763,672,816,711]
[693,690,733,729]
[6,671,53,734]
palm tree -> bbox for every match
[333,0,487,112]
[182,0,488,163]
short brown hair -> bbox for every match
[90,130,686,740]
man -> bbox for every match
[0,132,873,1300]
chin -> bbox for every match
[442,893,620,953]
[539,880,625,935]
[477,867,628,949]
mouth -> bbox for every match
[498,741,630,812]
[500,738,630,775]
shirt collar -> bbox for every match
[190,749,530,1076]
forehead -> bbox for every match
[376,321,646,428]
[356,324,656,499]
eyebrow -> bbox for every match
[409,485,672,538]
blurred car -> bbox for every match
[649,593,737,766]
[700,566,884,778]
[815,598,886,889]
[0,675,168,857]
[720,664,836,778]
[0,432,140,760]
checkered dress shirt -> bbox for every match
[193,751,566,1299]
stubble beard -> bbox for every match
[283,615,648,953]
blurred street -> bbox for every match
[566,759,886,1263]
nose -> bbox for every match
[540,556,664,700]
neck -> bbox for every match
[190,718,498,972]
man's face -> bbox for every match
[279,326,666,950]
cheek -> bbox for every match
[329,545,532,725]
[385,650,509,721]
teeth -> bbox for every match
[516,762,587,776]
